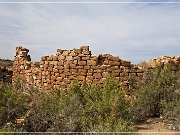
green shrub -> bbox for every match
[1,67,179,132]
[24,78,135,132]
[24,85,84,132]
[161,92,180,131]
[0,81,29,129]
[131,65,180,123]
[77,78,135,132]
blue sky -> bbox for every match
[0,0,180,63]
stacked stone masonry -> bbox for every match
[13,46,180,89]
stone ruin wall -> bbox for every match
[12,46,180,89]
[140,56,180,71]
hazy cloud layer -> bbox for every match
[0,1,180,63]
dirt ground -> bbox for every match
[136,117,180,135]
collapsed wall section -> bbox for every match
[139,56,180,71]
[13,47,40,85]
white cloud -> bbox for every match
[0,3,179,63]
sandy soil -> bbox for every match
[136,117,180,135]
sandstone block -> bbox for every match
[51,75,56,81]
[74,49,81,54]
[63,78,71,84]
[58,66,64,70]
[78,69,87,76]
[72,72,79,75]
[47,56,53,61]
[56,77,63,82]
[53,61,58,66]
[40,62,44,67]
[87,69,94,73]
[49,62,54,67]
[77,76,85,81]
[48,67,53,72]
[111,66,119,70]
[73,60,78,64]
[122,60,131,67]
[109,61,120,66]
[55,73,60,77]
[69,76,76,80]
[101,78,107,83]
[64,72,71,76]
[58,61,63,66]
[102,72,109,78]
[44,83,48,87]
[94,69,102,73]
[42,71,46,76]
[53,69,59,73]
[66,56,73,61]
[62,50,70,56]
[78,61,86,66]
[112,69,121,73]
[106,68,112,73]
[93,79,101,84]
[110,57,120,61]
[93,73,102,79]
[87,72,93,76]
[64,69,70,72]
[58,55,65,60]
[81,56,90,60]
[90,66,97,69]
[47,75,51,80]
[103,60,109,65]
[51,71,55,76]
[77,66,84,69]
[80,46,90,55]
[58,69,63,74]
[86,76,94,81]
[90,56,98,61]
[60,74,65,78]
[87,60,97,66]
[54,65,58,69]
[70,69,77,72]
[70,64,76,69]
[86,80,92,84]
[84,65,90,69]
[70,51,77,57]
[45,71,49,76]
[73,56,80,60]
[64,64,70,69]
[44,61,49,65]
